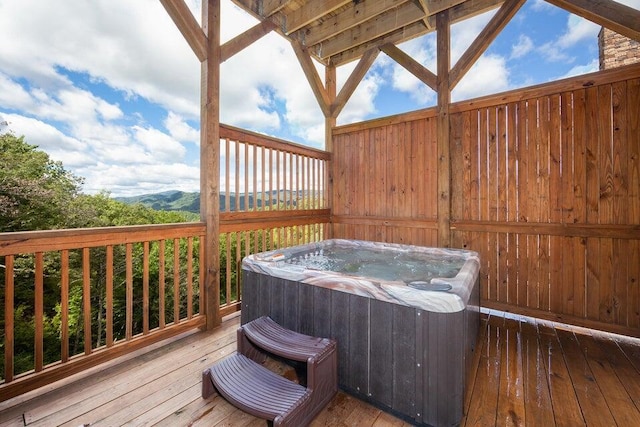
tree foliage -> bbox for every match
[0,133,84,232]
[0,134,197,378]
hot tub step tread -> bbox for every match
[242,316,335,362]
[204,353,311,423]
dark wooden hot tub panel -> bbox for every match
[241,270,479,426]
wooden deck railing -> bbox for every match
[0,125,330,402]
[0,223,206,401]
[218,125,331,316]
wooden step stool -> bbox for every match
[202,316,338,426]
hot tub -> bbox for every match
[241,239,480,426]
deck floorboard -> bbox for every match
[1,311,640,426]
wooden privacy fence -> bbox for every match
[217,125,331,316]
[0,223,205,401]
[332,64,640,336]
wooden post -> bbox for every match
[201,0,221,329]
[436,10,451,247]
[325,64,336,238]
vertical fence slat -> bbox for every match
[573,89,587,318]
[612,81,628,325]
[628,78,640,328]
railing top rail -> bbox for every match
[0,222,206,255]
[220,124,330,160]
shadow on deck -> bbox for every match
[1,310,640,426]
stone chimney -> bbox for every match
[598,27,640,70]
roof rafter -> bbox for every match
[381,43,437,91]
[544,0,640,42]
[291,41,331,117]
[283,0,352,35]
[159,0,207,62]
[220,20,278,62]
[314,1,426,60]
[294,0,407,47]
[331,48,380,118]
[449,0,525,89]
[329,0,504,66]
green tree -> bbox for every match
[0,133,83,232]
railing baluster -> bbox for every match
[82,248,91,355]
[269,148,274,210]
[0,224,207,401]
[225,232,231,305]
[106,246,113,347]
[225,137,230,213]
[261,146,266,211]
[126,243,133,340]
[159,240,165,329]
[244,142,249,211]
[4,255,14,383]
[173,239,180,324]
[236,231,242,301]
[253,144,258,212]
[234,140,239,212]
[34,252,44,372]
[61,250,70,360]
[143,241,150,334]
[199,237,204,316]
[187,237,193,319]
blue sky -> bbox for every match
[0,0,638,197]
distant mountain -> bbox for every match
[115,190,314,214]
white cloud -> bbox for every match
[452,54,510,101]
[511,35,534,59]
[557,59,599,80]
[164,112,200,145]
[557,15,599,49]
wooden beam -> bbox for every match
[424,0,469,14]
[416,0,434,29]
[262,0,289,17]
[449,0,525,89]
[325,64,336,238]
[291,41,331,117]
[427,0,505,27]
[298,0,406,47]
[329,20,428,66]
[200,0,221,329]
[544,0,640,42]
[220,20,278,62]
[315,1,425,60]
[331,48,380,118]
[329,0,504,66]
[380,43,438,90]
[436,9,451,248]
[159,0,207,62]
[284,0,351,35]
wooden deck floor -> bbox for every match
[1,310,639,426]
